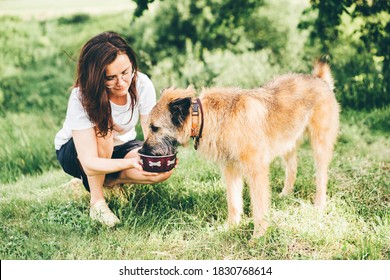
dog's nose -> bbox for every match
[139,141,156,156]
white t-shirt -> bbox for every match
[54,72,156,150]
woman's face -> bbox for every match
[105,53,134,103]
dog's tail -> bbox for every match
[312,60,334,90]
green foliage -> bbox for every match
[0,12,133,114]
[132,0,263,53]
[299,0,390,109]
[133,0,155,17]
[127,0,308,88]
[127,0,267,68]
[341,106,390,135]
[150,49,283,91]
[58,13,91,25]
[0,15,72,114]
[1,66,72,113]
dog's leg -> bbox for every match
[311,142,332,208]
[280,148,297,196]
[246,163,270,237]
[309,106,339,208]
[223,164,243,228]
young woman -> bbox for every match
[55,31,174,227]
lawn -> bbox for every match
[1,109,389,260]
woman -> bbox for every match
[55,31,173,227]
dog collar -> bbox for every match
[191,98,204,150]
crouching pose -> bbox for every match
[55,31,174,227]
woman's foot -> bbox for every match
[89,200,120,227]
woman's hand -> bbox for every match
[127,156,143,171]
[118,149,179,185]
[123,166,175,184]
[122,156,178,184]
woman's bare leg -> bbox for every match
[85,131,119,227]
[88,131,114,205]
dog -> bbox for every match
[139,61,339,238]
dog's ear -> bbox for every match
[160,87,175,96]
[169,97,192,127]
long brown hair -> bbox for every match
[75,31,138,137]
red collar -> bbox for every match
[191,98,204,150]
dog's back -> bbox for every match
[199,62,338,163]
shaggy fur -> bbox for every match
[139,61,340,238]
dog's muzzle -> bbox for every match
[139,137,178,156]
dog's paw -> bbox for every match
[224,221,241,231]
[314,195,326,209]
[279,189,292,197]
[253,222,268,239]
[249,231,266,246]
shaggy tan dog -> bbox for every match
[139,61,339,237]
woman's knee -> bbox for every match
[124,147,141,159]
[96,130,114,158]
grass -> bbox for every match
[1,109,389,260]
[0,112,59,183]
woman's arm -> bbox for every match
[140,114,150,140]
[72,128,142,176]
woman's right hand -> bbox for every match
[124,167,175,184]
[127,156,143,171]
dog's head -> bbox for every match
[139,87,196,156]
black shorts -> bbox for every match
[56,138,143,192]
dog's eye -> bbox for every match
[150,124,160,132]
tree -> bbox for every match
[300,0,390,109]
[128,0,264,72]
[132,0,263,53]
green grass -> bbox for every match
[1,109,389,260]
[0,112,59,183]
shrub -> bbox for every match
[58,14,90,25]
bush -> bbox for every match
[299,0,390,110]
[128,0,309,89]
[58,14,90,25]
